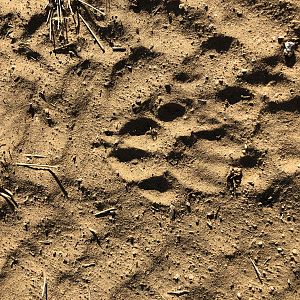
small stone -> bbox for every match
[207,212,214,220]
[179,3,186,10]
[23,222,29,231]
[169,204,176,220]
[236,10,243,17]
[258,241,263,247]
[237,292,242,299]
[188,274,194,282]
[292,249,298,255]
[173,273,180,281]
[277,247,283,253]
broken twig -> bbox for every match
[24,154,47,158]
[89,227,100,245]
[112,46,126,52]
[88,287,91,300]
[167,290,190,296]
[250,258,263,284]
[78,13,105,52]
[16,163,68,197]
[83,262,96,268]
[42,271,48,300]
[95,207,116,218]
[16,163,57,169]
[78,0,105,16]
[0,188,18,208]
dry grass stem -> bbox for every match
[250,258,263,284]
[78,13,105,52]
[95,207,116,217]
[78,0,106,16]
[42,271,48,300]
[16,163,68,197]
[16,163,58,169]
[24,154,47,158]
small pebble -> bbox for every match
[188,274,194,282]
[173,273,180,281]
[292,249,298,255]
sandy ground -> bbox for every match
[0,0,300,299]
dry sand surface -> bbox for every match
[0,0,300,299]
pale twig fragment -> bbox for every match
[16,163,68,197]
[42,271,48,300]
[16,163,58,169]
[78,13,105,52]
[167,290,190,296]
[24,154,47,158]
[78,0,106,16]
[95,207,116,217]
[250,258,263,284]
[0,188,18,208]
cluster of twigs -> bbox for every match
[45,0,110,52]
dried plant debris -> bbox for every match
[0,187,18,210]
[45,0,108,51]
[227,167,242,194]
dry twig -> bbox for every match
[46,0,107,52]
[16,163,68,197]
[77,0,105,16]
[24,154,47,158]
[88,286,91,300]
[42,271,48,300]
[0,188,18,208]
[95,207,116,217]
[167,290,190,296]
[250,258,263,284]
[78,13,105,52]
[16,163,57,169]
